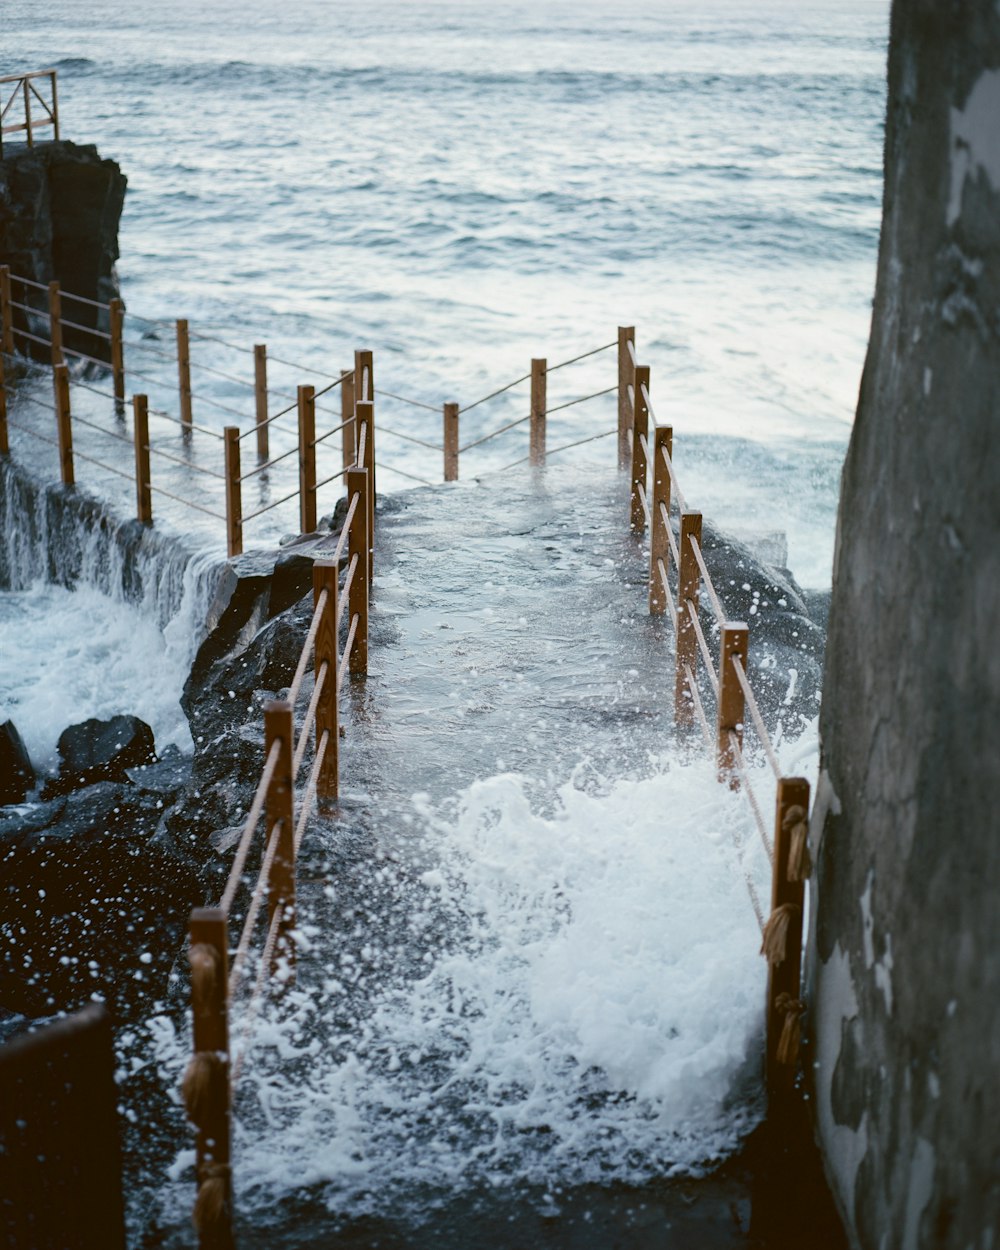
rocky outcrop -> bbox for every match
[808,3,1000,1248]
[0,721,34,805]
[43,714,156,799]
[0,140,126,362]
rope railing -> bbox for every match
[618,324,813,1108]
[179,423,374,1243]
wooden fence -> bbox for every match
[618,326,811,1102]
[182,404,371,1245]
[0,69,59,158]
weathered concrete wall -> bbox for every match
[0,140,126,361]
[809,3,1000,1248]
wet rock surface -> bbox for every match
[0,719,34,804]
[43,713,156,798]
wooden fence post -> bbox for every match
[109,298,125,407]
[0,266,13,357]
[254,345,268,460]
[177,318,193,432]
[356,398,375,577]
[630,363,650,534]
[765,777,810,1104]
[355,349,375,507]
[187,907,234,1250]
[530,357,547,466]
[717,622,749,786]
[443,402,459,481]
[133,394,152,524]
[50,69,60,141]
[264,700,296,982]
[0,348,7,456]
[313,560,339,802]
[224,427,242,558]
[347,465,369,675]
[648,424,673,615]
[674,510,702,726]
[23,79,33,148]
[341,368,356,477]
[48,281,63,369]
[618,325,634,468]
[298,383,317,533]
[54,363,73,486]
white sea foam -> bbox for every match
[0,580,196,773]
[145,728,817,1224]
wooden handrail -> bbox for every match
[0,70,59,155]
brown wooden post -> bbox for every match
[356,398,375,577]
[648,424,673,615]
[766,777,810,1102]
[50,70,60,141]
[443,402,459,481]
[177,318,193,433]
[48,281,63,369]
[132,394,152,524]
[618,326,635,468]
[341,368,355,477]
[23,79,33,148]
[529,357,547,466]
[629,363,650,534]
[187,907,233,1250]
[264,700,296,981]
[313,560,339,802]
[0,348,7,456]
[674,510,702,726]
[717,622,749,786]
[109,298,125,406]
[54,364,73,486]
[254,345,268,460]
[298,383,317,533]
[355,348,375,509]
[224,427,242,558]
[0,266,14,357]
[346,465,369,675]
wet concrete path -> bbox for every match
[186,466,842,1250]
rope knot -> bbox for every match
[775,993,806,1068]
[783,804,811,882]
[182,1051,228,1130]
[193,1164,231,1235]
[760,903,801,966]
[189,942,222,1014]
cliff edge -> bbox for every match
[0,139,126,361]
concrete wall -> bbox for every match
[809,3,1000,1248]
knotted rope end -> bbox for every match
[761,902,800,966]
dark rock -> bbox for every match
[0,720,34,805]
[0,796,67,852]
[698,520,824,730]
[43,715,155,798]
[808,5,1000,1247]
[0,140,126,363]
[124,743,191,800]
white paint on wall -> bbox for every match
[814,941,869,1230]
[948,70,1000,225]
